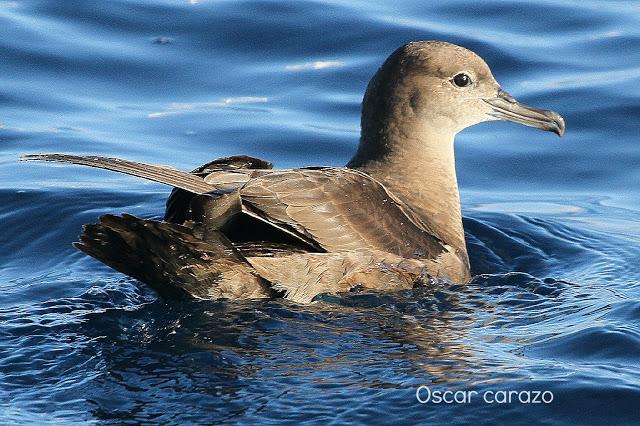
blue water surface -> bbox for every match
[1,0,639,424]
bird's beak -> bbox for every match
[483,89,565,137]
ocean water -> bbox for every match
[1,0,639,424]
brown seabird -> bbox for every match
[23,41,565,303]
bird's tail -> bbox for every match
[76,214,274,300]
[21,154,214,194]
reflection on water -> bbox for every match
[147,97,270,118]
[1,0,639,424]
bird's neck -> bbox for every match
[348,126,467,259]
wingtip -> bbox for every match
[20,153,61,162]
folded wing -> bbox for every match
[23,154,447,261]
[238,168,446,260]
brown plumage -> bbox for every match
[22,41,564,303]
[76,214,274,299]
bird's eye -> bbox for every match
[452,73,472,88]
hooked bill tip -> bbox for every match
[551,112,565,137]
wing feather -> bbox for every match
[239,167,445,259]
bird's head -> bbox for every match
[360,41,565,145]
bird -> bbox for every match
[23,41,565,303]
